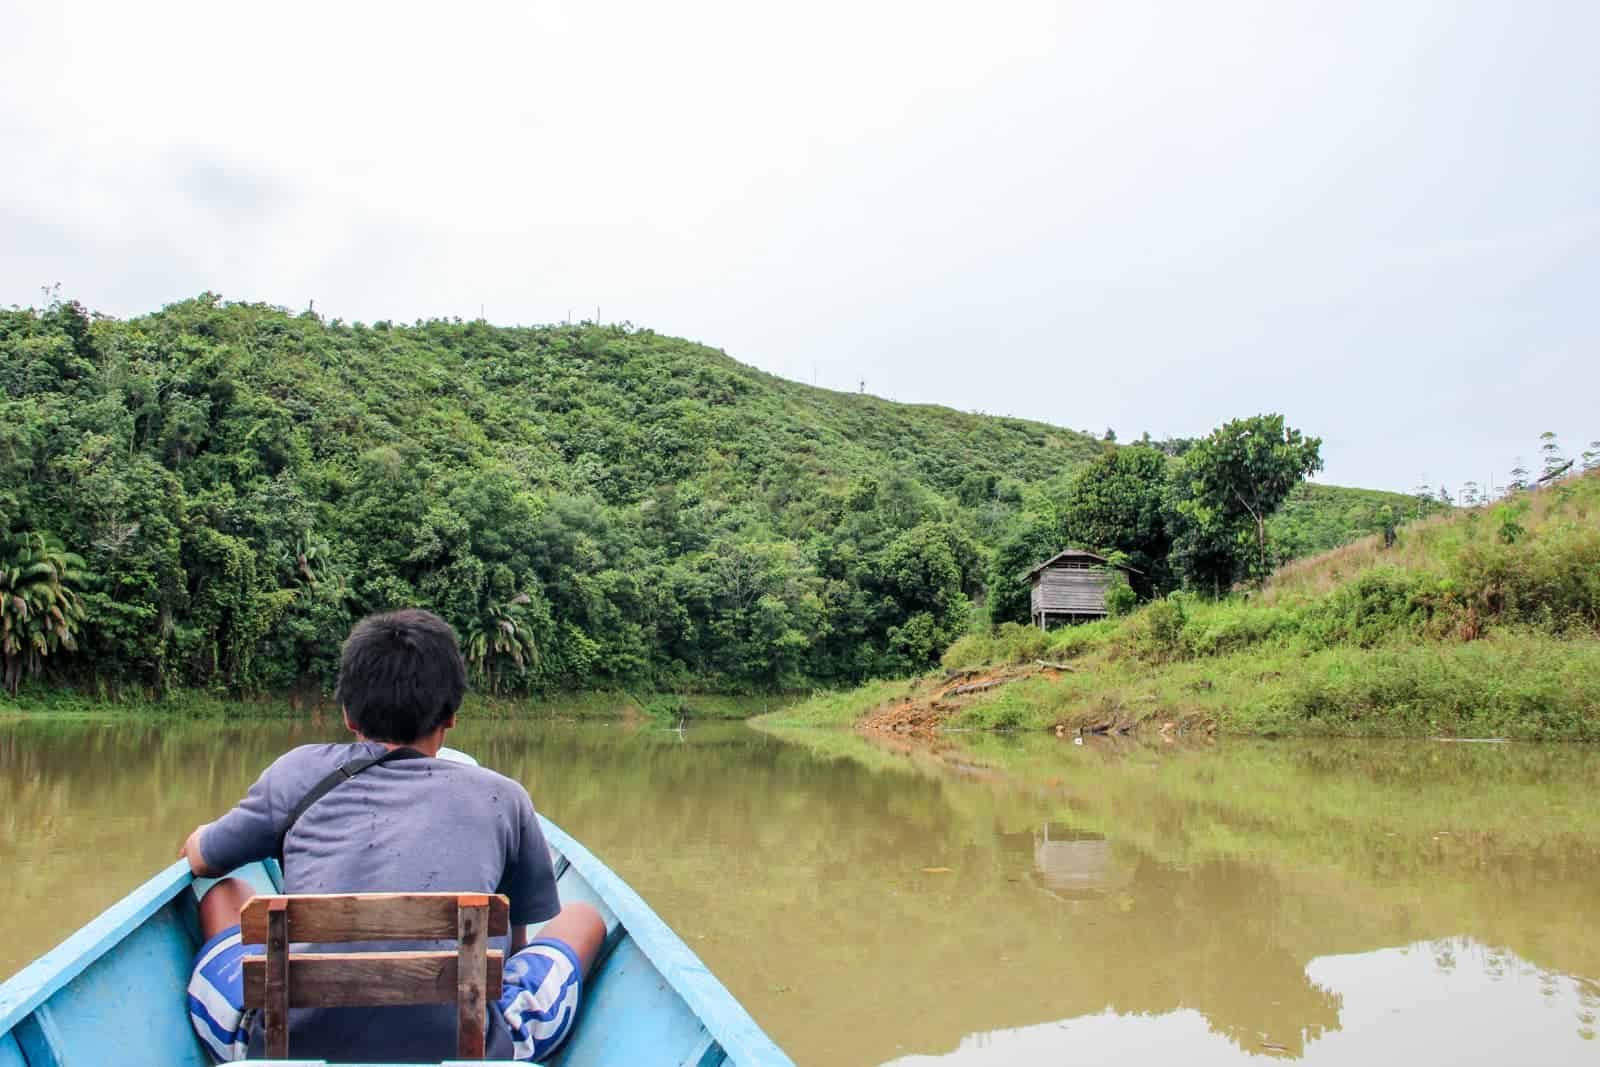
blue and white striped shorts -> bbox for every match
[497,939,584,1062]
[187,927,583,1063]
[186,927,262,1062]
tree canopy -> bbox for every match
[1,296,1101,694]
[1177,415,1323,582]
[2,296,1398,694]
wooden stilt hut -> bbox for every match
[1023,548,1137,629]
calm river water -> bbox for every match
[3,714,1599,1065]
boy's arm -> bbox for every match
[499,791,562,933]
[180,824,227,878]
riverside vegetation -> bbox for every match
[770,468,1600,739]
[1,295,1419,706]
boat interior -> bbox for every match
[0,819,786,1067]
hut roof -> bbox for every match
[1021,548,1142,581]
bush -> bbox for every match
[994,623,1055,664]
[1297,567,1429,648]
[941,631,997,670]
[1449,522,1600,634]
[941,622,1054,669]
[1186,604,1295,657]
[1104,580,1138,618]
[1045,618,1118,659]
[1121,595,1192,663]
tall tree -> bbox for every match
[1059,445,1174,595]
[1178,415,1323,583]
[1412,481,1435,519]
[1540,431,1568,481]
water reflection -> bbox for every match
[884,940,1598,1064]
[1024,826,1132,902]
[3,716,1599,1066]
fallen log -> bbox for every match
[948,678,1007,696]
[1033,659,1077,672]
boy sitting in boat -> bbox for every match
[179,608,606,1062]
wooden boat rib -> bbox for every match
[0,816,794,1066]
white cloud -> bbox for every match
[3,0,1597,490]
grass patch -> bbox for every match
[755,678,919,728]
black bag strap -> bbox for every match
[275,746,427,861]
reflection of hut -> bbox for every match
[1032,824,1134,901]
[1023,549,1138,629]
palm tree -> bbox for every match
[462,594,540,694]
[1,531,89,694]
[283,535,354,605]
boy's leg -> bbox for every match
[199,877,257,938]
[188,878,262,1063]
[498,903,607,1062]
[534,902,607,975]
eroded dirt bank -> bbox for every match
[856,661,1218,740]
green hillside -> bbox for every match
[774,470,1600,738]
[1268,481,1438,561]
[1,295,1400,698]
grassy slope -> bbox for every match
[768,471,1600,738]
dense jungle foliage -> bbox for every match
[1,296,1414,697]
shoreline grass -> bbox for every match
[0,686,786,722]
[756,631,1600,740]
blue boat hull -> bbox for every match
[0,817,793,1067]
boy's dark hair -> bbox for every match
[335,609,467,743]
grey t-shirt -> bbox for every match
[201,741,562,1061]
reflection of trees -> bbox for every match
[1001,830,1344,1057]
[1158,858,1342,1057]
[522,727,1344,1059]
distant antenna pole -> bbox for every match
[566,309,571,325]
[858,378,865,394]
[480,303,485,320]
[596,306,601,324]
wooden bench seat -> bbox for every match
[239,892,510,1060]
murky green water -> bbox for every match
[3,714,1599,1064]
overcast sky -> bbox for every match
[3,1,1596,493]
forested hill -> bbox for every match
[1,296,1405,696]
